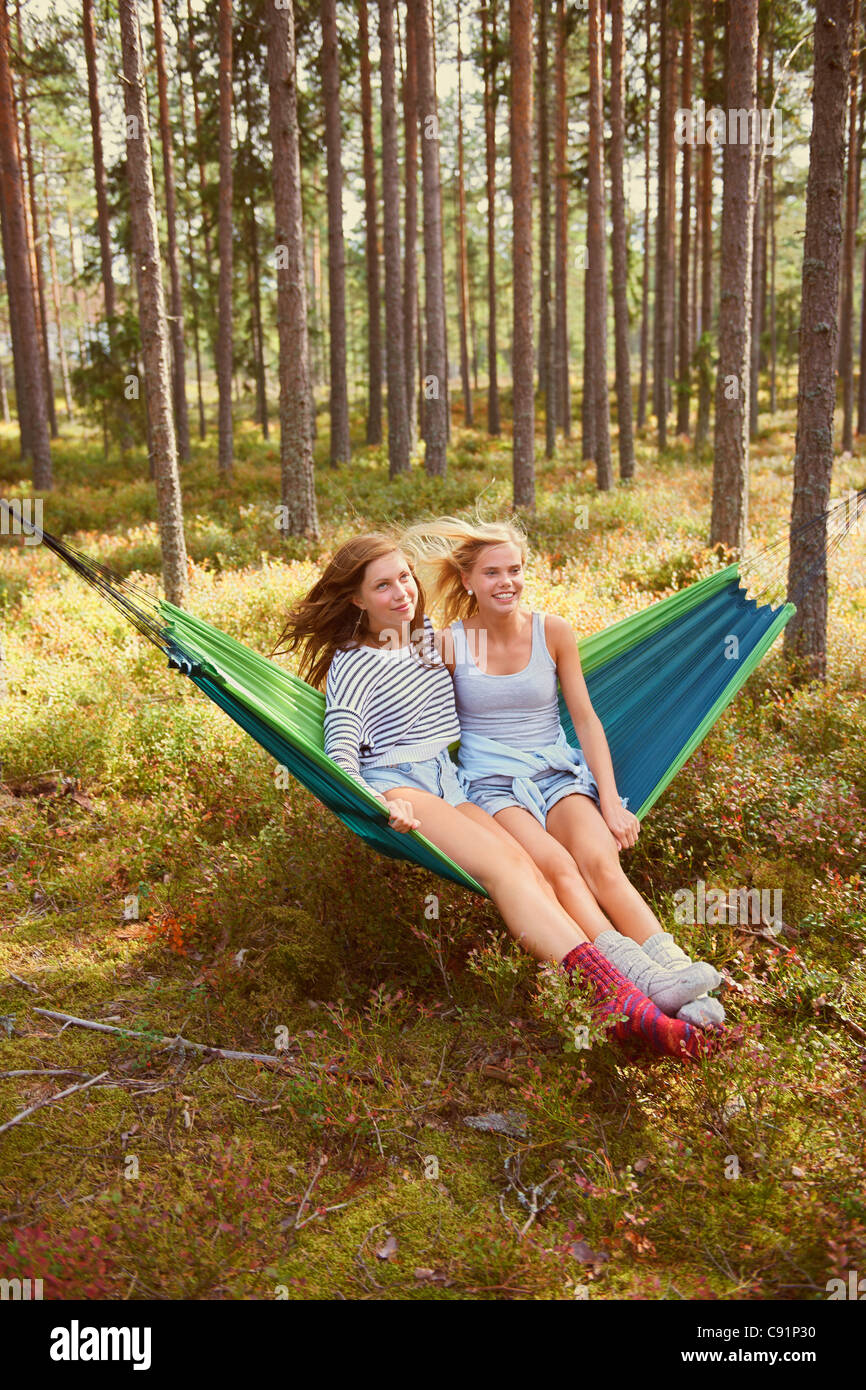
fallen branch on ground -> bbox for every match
[0,1070,109,1136]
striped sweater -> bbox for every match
[324,615,460,796]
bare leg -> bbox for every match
[380,787,587,962]
[490,805,620,942]
[546,794,664,945]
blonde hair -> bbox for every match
[400,514,529,625]
[271,533,430,689]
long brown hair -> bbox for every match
[271,533,430,690]
[400,514,529,626]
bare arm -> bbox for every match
[545,613,639,848]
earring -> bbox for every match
[352,608,365,637]
[466,588,473,595]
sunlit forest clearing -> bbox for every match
[1,395,864,1299]
[0,0,865,1307]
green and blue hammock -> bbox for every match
[3,510,804,897]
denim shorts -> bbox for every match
[464,754,612,825]
[361,749,469,808]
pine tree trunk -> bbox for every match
[582,264,594,461]
[185,0,212,267]
[637,0,651,430]
[785,0,852,680]
[267,0,319,539]
[586,0,611,487]
[654,0,671,447]
[676,4,692,438]
[321,0,351,465]
[16,18,56,441]
[359,0,383,446]
[749,31,765,439]
[839,0,860,452]
[42,152,73,421]
[0,344,9,422]
[216,0,233,475]
[510,0,535,507]
[119,0,187,604]
[247,194,268,439]
[695,0,714,447]
[610,0,634,478]
[378,0,410,476]
[430,1,451,446]
[402,0,420,447]
[710,0,758,550]
[415,0,448,475]
[456,0,472,429]
[481,0,500,435]
[554,0,570,435]
[153,0,190,464]
[0,0,49,484]
[177,60,206,441]
[538,0,554,457]
[82,0,115,334]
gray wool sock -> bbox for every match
[678,994,726,1029]
[641,931,725,1029]
[594,929,721,1015]
[641,930,695,970]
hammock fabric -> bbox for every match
[160,567,794,895]
[7,511,795,897]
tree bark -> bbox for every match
[609,0,634,478]
[710,0,758,550]
[16,10,56,440]
[152,0,190,463]
[587,0,611,488]
[510,0,535,506]
[785,0,852,680]
[481,0,500,435]
[321,0,351,464]
[415,0,448,475]
[359,0,383,446]
[378,0,410,476]
[267,0,319,539]
[654,0,673,447]
[185,0,212,267]
[119,0,187,604]
[177,56,206,441]
[676,3,692,438]
[41,150,73,421]
[538,0,554,457]
[553,0,570,435]
[637,0,651,430]
[216,0,233,475]
[402,0,420,447]
[695,0,714,447]
[455,0,472,429]
[0,0,50,484]
[82,0,115,335]
[839,0,860,451]
[749,31,765,440]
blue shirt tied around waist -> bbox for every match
[450,610,629,829]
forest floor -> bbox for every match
[0,402,864,1300]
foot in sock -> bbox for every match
[593,928,721,1015]
[678,994,725,1028]
[640,930,725,1030]
[561,943,713,1060]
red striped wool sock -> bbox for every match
[561,943,712,1061]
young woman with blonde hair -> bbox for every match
[400,515,725,1031]
[273,533,715,1060]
